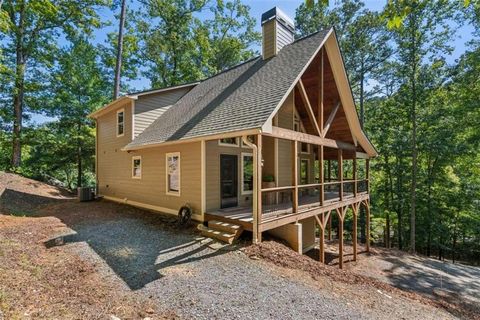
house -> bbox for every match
[89,7,377,268]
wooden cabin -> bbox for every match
[89,7,377,268]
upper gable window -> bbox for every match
[116,109,125,137]
[219,137,239,147]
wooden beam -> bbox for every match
[257,134,263,242]
[338,149,343,201]
[356,151,370,159]
[322,101,341,138]
[328,213,332,240]
[319,145,324,205]
[292,140,298,214]
[314,213,325,263]
[352,204,358,262]
[353,157,357,197]
[366,200,371,252]
[265,126,357,151]
[319,48,324,133]
[337,207,345,269]
[297,79,321,136]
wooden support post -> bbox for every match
[366,159,370,193]
[257,134,263,242]
[328,214,332,240]
[366,200,371,252]
[327,159,332,182]
[319,48,324,134]
[319,145,324,205]
[292,140,298,213]
[353,157,357,197]
[338,149,343,201]
[315,213,325,263]
[337,207,345,269]
[353,204,358,261]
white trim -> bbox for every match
[116,108,125,137]
[131,100,136,139]
[88,96,136,119]
[101,195,203,222]
[241,152,254,195]
[166,152,181,196]
[131,82,198,97]
[122,128,261,151]
[131,155,142,179]
[218,137,240,147]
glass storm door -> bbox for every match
[220,154,238,208]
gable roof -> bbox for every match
[124,29,331,149]
[88,82,198,119]
[123,28,377,157]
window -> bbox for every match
[241,153,253,194]
[166,153,180,195]
[116,109,124,137]
[132,156,142,179]
[301,143,309,154]
[219,137,239,147]
[300,159,309,185]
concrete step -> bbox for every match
[197,224,236,244]
[208,220,243,235]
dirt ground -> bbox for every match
[1,172,479,319]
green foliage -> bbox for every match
[134,0,260,87]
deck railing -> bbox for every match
[259,179,368,223]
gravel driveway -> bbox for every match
[43,200,456,320]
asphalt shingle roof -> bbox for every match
[125,29,330,149]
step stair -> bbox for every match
[197,220,243,244]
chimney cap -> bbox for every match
[261,7,294,32]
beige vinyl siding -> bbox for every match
[134,87,191,137]
[96,101,202,217]
[262,20,276,59]
[205,139,254,211]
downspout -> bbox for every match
[242,135,259,243]
[95,119,99,194]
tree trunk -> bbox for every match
[77,123,83,188]
[11,3,26,169]
[113,0,127,99]
[409,11,418,254]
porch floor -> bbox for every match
[205,191,362,232]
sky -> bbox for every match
[29,0,475,125]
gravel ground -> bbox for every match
[52,202,454,320]
[0,172,468,319]
[352,247,480,306]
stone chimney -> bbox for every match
[261,7,295,59]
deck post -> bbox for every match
[353,204,358,261]
[315,213,325,263]
[328,214,332,240]
[337,207,345,269]
[327,159,331,182]
[353,156,357,197]
[338,149,343,201]
[366,159,370,193]
[319,145,324,205]
[292,140,298,214]
[366,200,371,252]
[256,134,263,243]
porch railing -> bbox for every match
[259,179,368,223]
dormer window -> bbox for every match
[117,109,124,137]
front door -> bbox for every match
[220,154,238,208]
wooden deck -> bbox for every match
[205,191,369,232]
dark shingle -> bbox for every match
[125,29,330,149]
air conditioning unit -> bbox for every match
[78,187,95,202]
